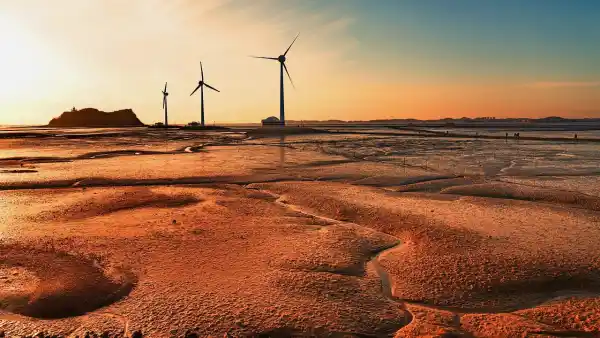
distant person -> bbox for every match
[575,133,578,141]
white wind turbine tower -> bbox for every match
[190,62,220,127]
[251,33,299,126]
[162,82,169,127]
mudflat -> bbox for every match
[0,128,599,337]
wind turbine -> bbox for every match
[162,82,168,127]
[251,33,299,126]
[190,62,220,127]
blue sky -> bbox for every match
[339,0,600,80]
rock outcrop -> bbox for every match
[48,108,144,127]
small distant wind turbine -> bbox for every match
[190,62,220,127]
[162,82,168,127]
[251,33,299,126]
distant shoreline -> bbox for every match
[328,129,600,143]
[0,125,598,143]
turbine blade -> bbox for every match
[284,33,300,56]
[283,63,295,89]
[190,84,201,96]
[204,83,220,92]
[164,82,167,92]
[250,56,278,60]
[200,61,204,82]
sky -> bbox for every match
[1,0,600,125]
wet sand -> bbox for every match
[0,128,599,337]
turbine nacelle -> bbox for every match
[278,55,286,63]
[162,82,169,97]
[191,80,219,96]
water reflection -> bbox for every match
[279,135,286,169]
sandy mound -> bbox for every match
[268,223,399,276]
[0,245,135,319]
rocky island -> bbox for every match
[48,108,144,127]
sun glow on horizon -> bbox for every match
[0,12,77,125]
[0,16,44,98]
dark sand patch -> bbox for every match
[180,125,230,131]
[0,173,305,191]
[0,169,38,174]
[77,150,168,159]
[351,175,458,188]
[291,159,358,168]
[442,182,600,211]
[391,177,479,193]
[0,157,71,166]
[246,127,328,138]
[32,187,202,221]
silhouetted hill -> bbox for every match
[48,108,144,127]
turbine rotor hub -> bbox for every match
[278,55,286,63]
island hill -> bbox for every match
[48,108,144,127]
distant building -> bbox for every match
[262,116,283,126]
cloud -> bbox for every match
[526,81,600,89]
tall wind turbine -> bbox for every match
[162,82,169,127]
[190,62,220,127]
[251,33,299,126]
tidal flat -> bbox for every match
[0,127,599,337]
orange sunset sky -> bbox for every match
[1,0,599,125]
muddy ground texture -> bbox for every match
[0,129,599,337]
